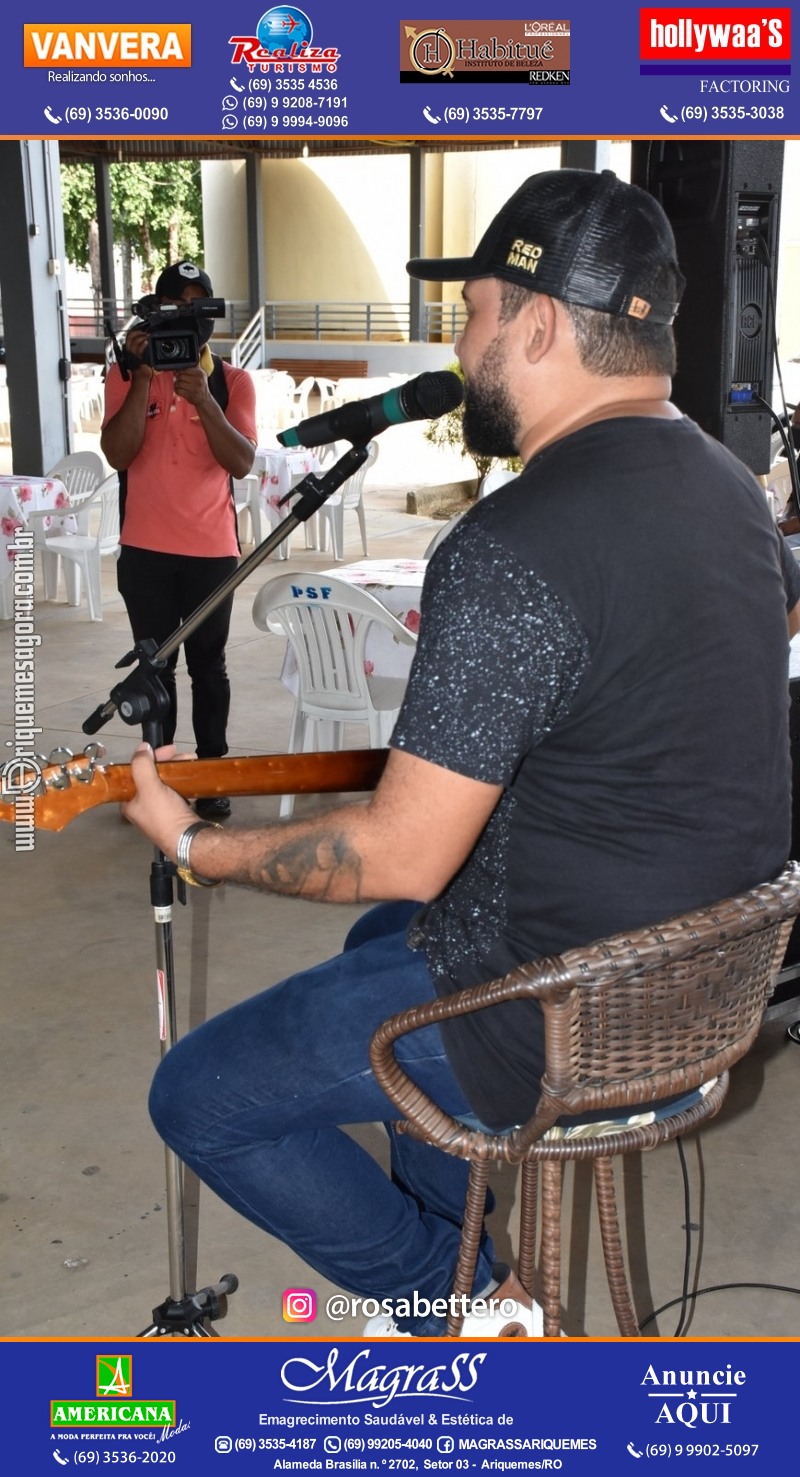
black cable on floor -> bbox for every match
[636,1138,800,1334]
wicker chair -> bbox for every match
[369,863,800,1337]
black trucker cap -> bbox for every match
[154,261,213,299]
[407,169,684,326]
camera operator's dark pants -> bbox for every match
[117,545,238,757]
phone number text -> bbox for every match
[443,107,543,122]
[63,107,168,121]
[641,1444,760,1458]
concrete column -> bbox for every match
[0,141,71,474]
[94,157,118,329]
[560,140,613,173]
[245,152,265,320]
[409,146,425,342]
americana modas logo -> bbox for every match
[229,6,340,74]
[50,1353,176,1429]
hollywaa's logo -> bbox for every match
[229,6,340,74]
[639,8,791,62]
[281,1347,487,1411]
[642,1360,747,1429]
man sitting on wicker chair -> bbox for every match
[122,170,800,1337]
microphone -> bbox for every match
[278,370,463,449]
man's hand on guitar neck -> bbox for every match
[121,743,197,859]
[123,742,504,907]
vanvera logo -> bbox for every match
[639,7,791,62]
[280,1349,487,1410]
[23,23,191,67]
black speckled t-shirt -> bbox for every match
[392,416,798,1129]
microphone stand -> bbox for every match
[80,442,370,1337]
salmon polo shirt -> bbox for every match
[103,358,257,559]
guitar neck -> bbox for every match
[111,749,389,805]
[2,749,388,832]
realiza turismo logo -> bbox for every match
[229,6,340,74]
[639,6,792,73]
[50,1354,176,1429]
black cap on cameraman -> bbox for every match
[154,261,213,300]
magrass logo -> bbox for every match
[229,6,340,74]
[639,7,792,73]
[50,1354,176,1429]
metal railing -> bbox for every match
[423,302,466,341]
[262,301,411,342]
[65,295,463,352]
[66,296,252,341]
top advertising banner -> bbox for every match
[0,3,794,136]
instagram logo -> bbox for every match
[283,1288,317,1322]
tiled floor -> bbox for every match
[2,426,800,1343]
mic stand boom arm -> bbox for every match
[83,442,371,736]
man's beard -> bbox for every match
[461,335,520,460]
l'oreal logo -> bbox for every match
[281,1348,487,1410]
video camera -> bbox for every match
[128,294,227,370]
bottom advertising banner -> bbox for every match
[0,1337,795,1473]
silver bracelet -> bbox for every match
[175,820,222,888]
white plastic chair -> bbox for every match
[37,452,107,599]
[479,465,519,498]
[316,441,378,561]
[45,451,105,503]
[424,512,465,557]
[40,473,120,621]
[252,571,417,816]
[233,472,263,547]
[288,376,316,424]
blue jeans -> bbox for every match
[148,902,495,1335]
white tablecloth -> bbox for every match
[1,474,73,588]
[280,558,426,693]
[254,445,323,559]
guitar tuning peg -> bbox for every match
[82,743,107,766]
[48,746,74,768]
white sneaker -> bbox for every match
[459,1270,543,1338]
[362,1272,547,1338]
[362,1312,412,1337]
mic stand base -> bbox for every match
[139,1275,239,1339]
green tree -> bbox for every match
[60,158,203,304]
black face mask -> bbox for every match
[196,315,214,347]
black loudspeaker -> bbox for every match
[630,141,783,474]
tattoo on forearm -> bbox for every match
[251,828,364,901]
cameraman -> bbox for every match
[101,261,257,820]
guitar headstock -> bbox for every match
[0,744,112,832]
